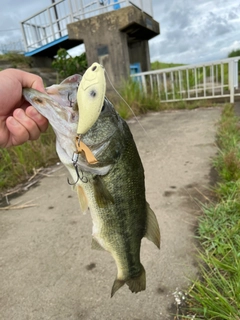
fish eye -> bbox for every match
[33,97,43,104]
[92,66,97,71]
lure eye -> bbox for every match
[90,90,97,97]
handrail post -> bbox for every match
[234,59,239,89]
[20,22,28,52]
[68,0,74,23]
[141,75,147,95]
[79,0,84,19]
[229,60,234,103]
[47,8,55,41]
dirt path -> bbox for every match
[0,107,221,320]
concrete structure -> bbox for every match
[68,6,159,88]
[20,0,159,86]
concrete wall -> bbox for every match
[68,6,160,90]
[128,40,150,72]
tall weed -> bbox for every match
[0,127,57,192]
[182,105,240,319]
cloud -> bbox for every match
[150,0,240,64]
[0,0,240,65]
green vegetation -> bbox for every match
[52,48,87,80]
[181,105,240,320]
[0,52,32,69]
[228,48,240,71]
[115,77,214,119]
[0,127,58,192]
[0,52,32,68]
[151,60,184,70]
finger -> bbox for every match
[11,69,45,92]
[26,106,48,133]
[13,108,42,141]
[6,116,30,146]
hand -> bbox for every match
[0,69,49,148]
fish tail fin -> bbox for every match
[126,264,146,294]
[111,264,146,297]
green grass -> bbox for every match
[115,77,215,119]
[181,105,240,320]
[151,61,185,70]
[0,52,32,68]
[0,127,58,193]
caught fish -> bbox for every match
[23,72,160,297]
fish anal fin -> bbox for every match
[145,203,160,249]
[111,279,125,298]
[77,185,88,214]
[93,176,114,208]
[91,237,105,251]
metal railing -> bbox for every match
[0,40,25,54]
[20,0,153,53]
[131,57,240,103]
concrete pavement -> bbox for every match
[0,107,221,320]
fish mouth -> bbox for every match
[23,87,78,128]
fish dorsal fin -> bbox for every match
[77,185,88,214]
[91,237,105,251]
[93,176,114,208]
[145,203,160,249]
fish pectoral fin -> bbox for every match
[77,185,89,214]
[145,202,160,249]
[91,237,105,251]
[93,176,114,208]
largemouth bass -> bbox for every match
[23,73,160,297]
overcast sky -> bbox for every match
[0,0,240,65]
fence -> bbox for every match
[0,40,25,54]
[131,57,240,103]
[20,0,153,53]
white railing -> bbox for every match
[20,0,153,53]
[131,57,240,103]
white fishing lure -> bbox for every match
[77,62,106,135]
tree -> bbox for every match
[228,49,240,71]
[52,48,88,79]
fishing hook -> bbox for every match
[67,92,74,108]
[67,151,88,185]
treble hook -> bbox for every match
[67,152,88,185]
